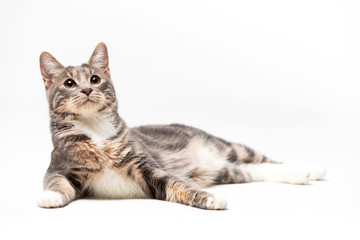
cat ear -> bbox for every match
[39,52,64,86]
[88,42,109,72]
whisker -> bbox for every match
[99,102,114,117]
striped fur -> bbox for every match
[37,43,326,210]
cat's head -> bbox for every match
[40,42,117,117]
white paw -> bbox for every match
[37,191,65,208]
[285,168,311,185]
[206,195,228,210]
[261,164,311,185]
[307,165,327,181]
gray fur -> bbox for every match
[37,43,322,210]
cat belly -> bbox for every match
[88,168,148,199]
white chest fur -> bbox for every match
[74,114,116,147]
[89,168,148,199]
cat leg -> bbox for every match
[227,144,326,183]
[138,162,227,210]
[237,163,312,185]
[165,177,228,210]
[38,173,77,208]
[214,162,312,185]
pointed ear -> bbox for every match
[88,42,109,72]
[39,52,64,87]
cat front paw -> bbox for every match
[206,195,228,210]
[37,190,66,208]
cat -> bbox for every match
[37,42,326,210]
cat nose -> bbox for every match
[81,88,93,96]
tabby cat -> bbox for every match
[37,43,326,210]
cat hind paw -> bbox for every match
[308,165,327,181]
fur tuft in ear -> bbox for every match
[39,52,64,87]
[88,42,109,72]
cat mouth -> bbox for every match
[80,99,96,105]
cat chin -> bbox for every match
[73,104,102,118]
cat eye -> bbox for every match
[90,75,101,85]
[64,79,76,89]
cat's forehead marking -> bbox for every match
[84,67,92,76]
[64,66,76,79]
[65,66,93,80]
[71,67,78,79]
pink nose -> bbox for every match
[81,88,93,96]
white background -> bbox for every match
[0,0,359,239]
